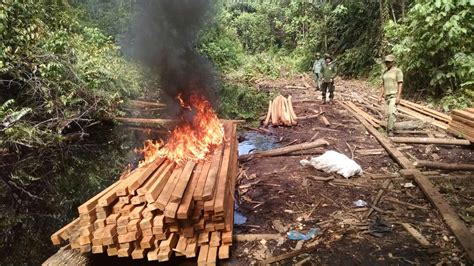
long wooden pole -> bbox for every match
[415,160,474,171]
[390,137,471,146]
[239,139,329,162]
[115,117,246,125]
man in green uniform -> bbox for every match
[321,54,337,104]
[378,54,404,136]
[312,53,324,90]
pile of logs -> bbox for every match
[449,108,474,142]
[263,95,298,127]
[51,121,238,265]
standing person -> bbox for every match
[321,53,337,104]
[378,54,403,136]
[312,53,325,90]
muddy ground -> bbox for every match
[227,79,473,265]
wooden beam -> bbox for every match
[129,100,166,108]
[202,146,224,200]
[51,218,80,245]
[415,160,474,171]
[115,117,245,125]
[145,162,175,203]
[390,137,471,146]
[177,163,203,219]
[400,100,451,123]
[115,117,175,125]
[400,223,431,247]
[239,139,329,162]
[77,180,122,214]
[452,109,474,121]
[170,161,197,203]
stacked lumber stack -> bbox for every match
[449,108,474,142]
[398,100,451,130]
[263,95,298,127]
[50,121,239,265]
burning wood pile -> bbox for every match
[449,108,474,142]
[263,95,298,127]
[51,96,238,265]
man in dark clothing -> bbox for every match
[320,54,337,104]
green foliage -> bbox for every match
[0,128,136,265]
[199,10,244,71]
[71,0,134,43]
[327,1,383,77]
[218,82,270,121]
[0,1,143,151]
[385,0,474,108]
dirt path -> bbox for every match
[229,79,472,265]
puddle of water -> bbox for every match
[238,131,280,156]
[234,202,247,225]
[234,211,247,225]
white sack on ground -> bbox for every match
[300,150,363,178]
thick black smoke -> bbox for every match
[132,0,217,111]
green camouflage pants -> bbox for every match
[321,81,334,102]
[384,95,397,132]
[314,73,321,89]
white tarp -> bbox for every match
[300,150,363,178]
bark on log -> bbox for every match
[394,120,425,130]
[414,160,474,171]
[390,137,471,146]
[239,139,329,162]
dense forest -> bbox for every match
[0,0,472,264]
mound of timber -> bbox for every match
[263,95,298,127]
[449,108,474,142]
[50,121,238,265]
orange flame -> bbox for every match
[137,93,223,165]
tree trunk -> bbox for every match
[401,0,406,18]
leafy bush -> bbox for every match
[218,82,270,121]
[385,0,473,108]
[0,1,143,150]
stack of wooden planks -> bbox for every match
[50,120,239,265]
[449,108,474,142]
[263,95,298,127]
[398,100,451,130]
